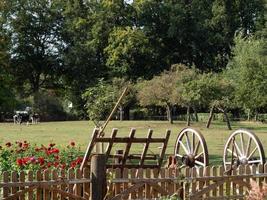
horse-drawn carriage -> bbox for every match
[13,110,39,124]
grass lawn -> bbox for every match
[1,120,267,165]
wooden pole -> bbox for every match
[99,87,128,136]
[90,154,106,200]
[96,87,128,153]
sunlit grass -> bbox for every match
[0,120,267,165]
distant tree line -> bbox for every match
[0,0,266,123]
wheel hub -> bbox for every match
[182,154,195,167]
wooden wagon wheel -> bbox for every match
[223,129,265,170]
[174,128,209,168]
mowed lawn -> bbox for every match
[1,120,267,165]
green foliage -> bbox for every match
[227,35,267,112]
[105,27,153,79]
[82,79,117,126]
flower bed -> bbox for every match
[0,140,84,173]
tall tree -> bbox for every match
[227,35,267,120]
[1,0,63,104]
[137,66,184,124]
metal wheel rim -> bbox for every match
[223,129,265,170]
[174,128,209,168]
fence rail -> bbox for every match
[1,156,267,200]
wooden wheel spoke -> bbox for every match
[248,160,262,164]
[178,140,189,154]
[176,154,183,158]
[246,137,252,157]
[240,133,245,155]
[179,164,186,169]
[195,160,205,167]
[227,148,238,158]
[185,132,192,153]
[248,147,258,159]
[193,141,200,156]
[192,132,195,155]
[195,152,204,159]
[234,141,243,156]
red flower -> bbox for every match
[76,157,83,165]
[54,162,59,167]
[70,161,76,168]
[47,162,52,168]
[16,158,23,166]
[30,157,36,163]
[49,148,59,154]
[38,157,45,165]
[5,142,12,147]
[23,143,29,149]
[54,155,59,160]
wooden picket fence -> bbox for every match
[107,164,267,200]
[2,161,267,199]
[0,168,91,200]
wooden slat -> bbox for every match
[198,167,204,192]
[130,169,137,199]
[264,163,267,184]
[238,165,245,195]
[184,167,190,200]
[114,168,121,196]
[139,129,153,167]
[232,166,237,196]
[205,166,211,198]
[36,170,42,200]
[219,166,223,197]
[68,168,75,200]
[11,171,18,196]
[3,171,9,198]
[19,171,25,200]
[83,168,90,199]
[80,128,99,170]
[158,130,171,168]
[167,168,174,195]
[122,168,129,200]
[192,167,197,193]
[28,171,34,200]
[152,169,159,198]
[137,168,144,198]
[145,169,151,199]
[52,169,58,200]
[75,168,82,197]
[121,129,136,169]
[60,169,66,200]
[211,166,217,197]
[44,170,50,200]
[160,168,166,196]
[105,129,118,161]
[95,137,168,143]
[258,164,264,187]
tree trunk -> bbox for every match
[193,107,198,122]
[124,106,130,120]
[206,105,215,128]
[247,109,250,121]
[166,104,173,124]
[186,106,190,126]
[254,110,258,121]
[119,106,123,121]
[223,110,232,130]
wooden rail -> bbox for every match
[2,159,267,200]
